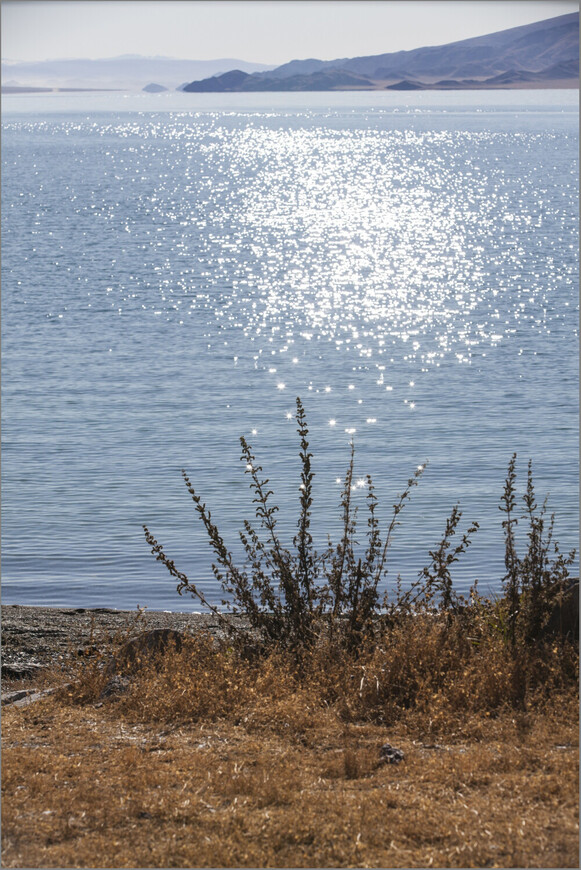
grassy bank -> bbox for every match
[2,612,579,869]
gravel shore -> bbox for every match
[1,605,242,682]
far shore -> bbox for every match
[2,80,578,96]
[1,86,122,94]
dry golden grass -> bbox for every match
[2,621,579,868]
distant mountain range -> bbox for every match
[2,13,578,95]
[0,55,275,92]
[184,13,579,92]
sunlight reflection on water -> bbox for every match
[1,94,578,608]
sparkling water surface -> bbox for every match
[2,90,578,610]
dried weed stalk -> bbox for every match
[144,399,576,661]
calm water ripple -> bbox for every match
[1,91,578,609]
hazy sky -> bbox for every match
[2,0,578,65]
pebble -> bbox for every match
[379,743,405,764]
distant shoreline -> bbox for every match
[1,86,122,94]
[2,81,578,96]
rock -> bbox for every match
[2,689,37,706]
[1,686,60,707]
[379,743,405,764]
[99,674,131,699]
[105,628,184,676]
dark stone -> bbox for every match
[77,645,100,657]
[99,674,131,699]
[379,743,405,764]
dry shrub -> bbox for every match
[143,400,576,672]
[61,605,578,750]
[116,633,285,723]
[136,414,579,745]
[268,614,578,738]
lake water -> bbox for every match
[1,90,578,611]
